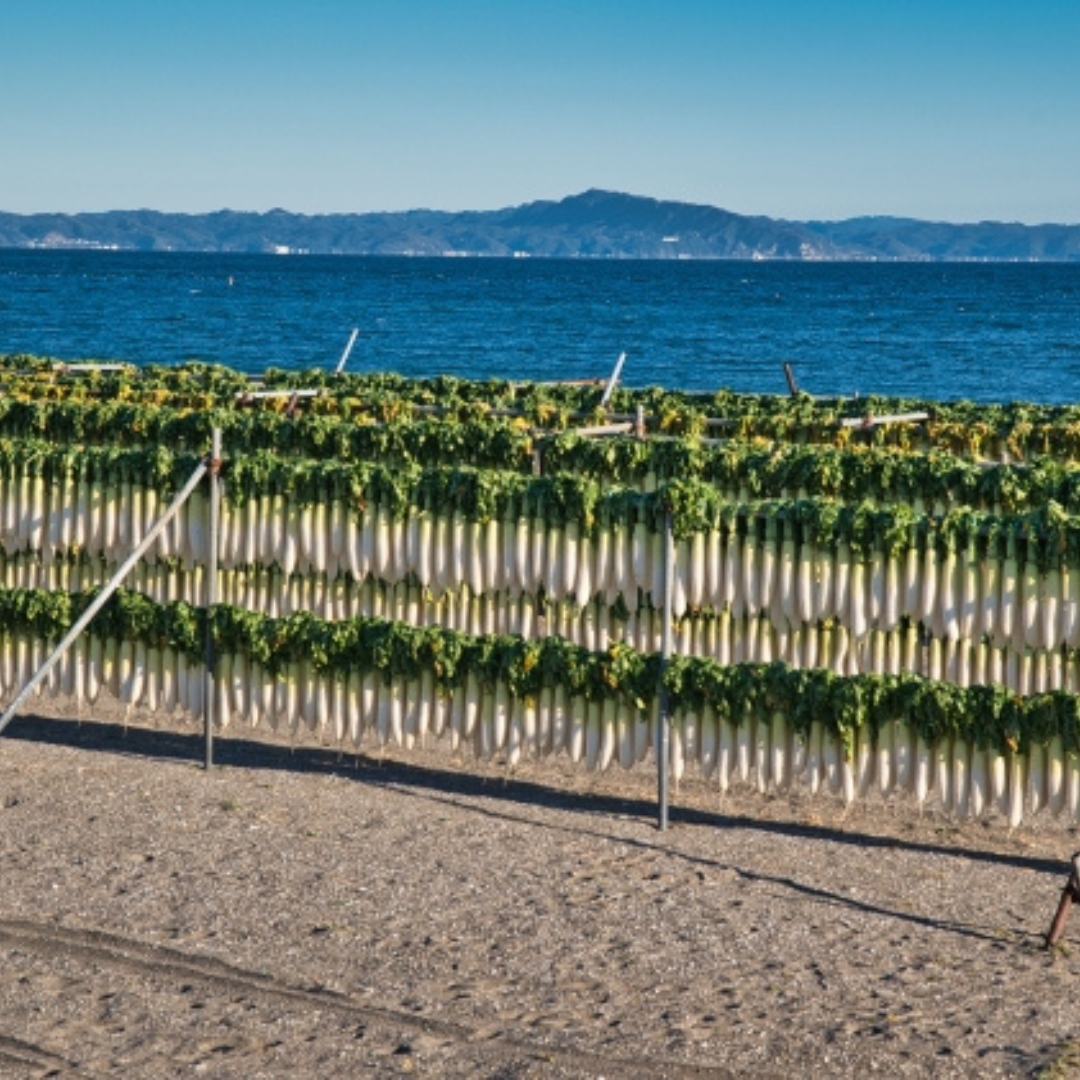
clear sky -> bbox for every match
[2,1,1078,223]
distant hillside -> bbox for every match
[1,190,1078,261]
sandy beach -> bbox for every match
[2,698,1080,1079]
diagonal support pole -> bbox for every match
[335,327,360,375]
[600,352,627,409]
[0,456,210,740]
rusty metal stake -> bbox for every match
[1045,850,1080,949]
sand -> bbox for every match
[2,699,1080,1079]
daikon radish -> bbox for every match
[722,524,741,614]
[631,508,649,595]
[736,705,753,784]
[770,710,788,790]
[936,738,953,814]
[759,516,778,618]
[990,752,1009,815]
[823,728,842,795]
[536,685,554,757]
[998,529,1018,645]
[465,520,485,596]
[833,541,852,624]
[813,541,834,623]
[1066,562,1080,648]
[919,543,938,633]
[669,717,685,784]
[855,726,873,799]
[876,723,894,798]
[1007,752,1025,828]
[901,544,920,621]
[705,529,725,611]
[881,544,899,630]
[796,537,815,624]
[1021,548,1040,650]
[841,751,857,807]
[979,548,999,641]
[1046,735,1067,817]
[493,680,510,753]
[406,505,425,583]
[959,538,978,641]
[480,517,502,594]
[965,746,986,819]
[1068,753,1080,824]
[551,684,570,757]
[775,519,796,625]
[951,737,970,819]
[804,720,824,795]
[1028,742,1047,817]
[893,720,913,793]
[707,713,731,792]
[569,698,587,764]
[593,510,612,601]
[1042,569,1062,651]
[939,542,959,642]
[512,510,530,593]
[789,726,807,782]
[698,702,718,779]
[609,515,631,604]
[617,700,636,770]
[914,733,933,807]
[635,698,654,763]
[741,521,759,615]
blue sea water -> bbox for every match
[1,249,1079,403]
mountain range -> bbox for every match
[3,189,1079,261]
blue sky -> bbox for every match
[2,1,1078,222]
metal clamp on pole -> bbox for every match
[1045,850,1080,948]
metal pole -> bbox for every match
[335,327,360,375]
[657,510,674,830]
[0,458,210,738]
[204,428,222,770]
[783,362,799,396]
[600,352,627,409]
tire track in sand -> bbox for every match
[0,1031,98,1078]
[0,917,747,1079]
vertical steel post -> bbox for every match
[204,428,221,771]
[657,510,674,830]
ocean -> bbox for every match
[1,249,1079,404]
